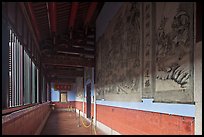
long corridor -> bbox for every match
[41,110,105,135]
[2,2,202,135]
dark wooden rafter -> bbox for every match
[49,77,76,83]
[46,2,52,36]
[31,3,49,41]
[47,69,84,77]
[72,41,95,50]
[41,56,94,67]
[24,2,104,83]
[48,2,56,33]
[47,2,57,49]
[56,46,94,56]
[45,65,83,71]
[18,2,41,58]
[27,2,41,42]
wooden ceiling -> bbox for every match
[25,2,104,83]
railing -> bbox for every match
[2,102,51,135]
[2,103,40,116]
[75,108,97,135]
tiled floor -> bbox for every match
[41,110,105,135]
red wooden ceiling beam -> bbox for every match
[48,2,56,33]
[69,2,79,29]
[27,2,41,42]
[84,2,98,26]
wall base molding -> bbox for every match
[75,108,120,135]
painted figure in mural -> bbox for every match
[96,3,141,101]
[127,2,140,31]
[156,9,191,88]
[76,77,84,101]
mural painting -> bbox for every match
[154,2,194,103]
[95,2,194,104]
[75,77,84,101]
[96,2,142,102]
